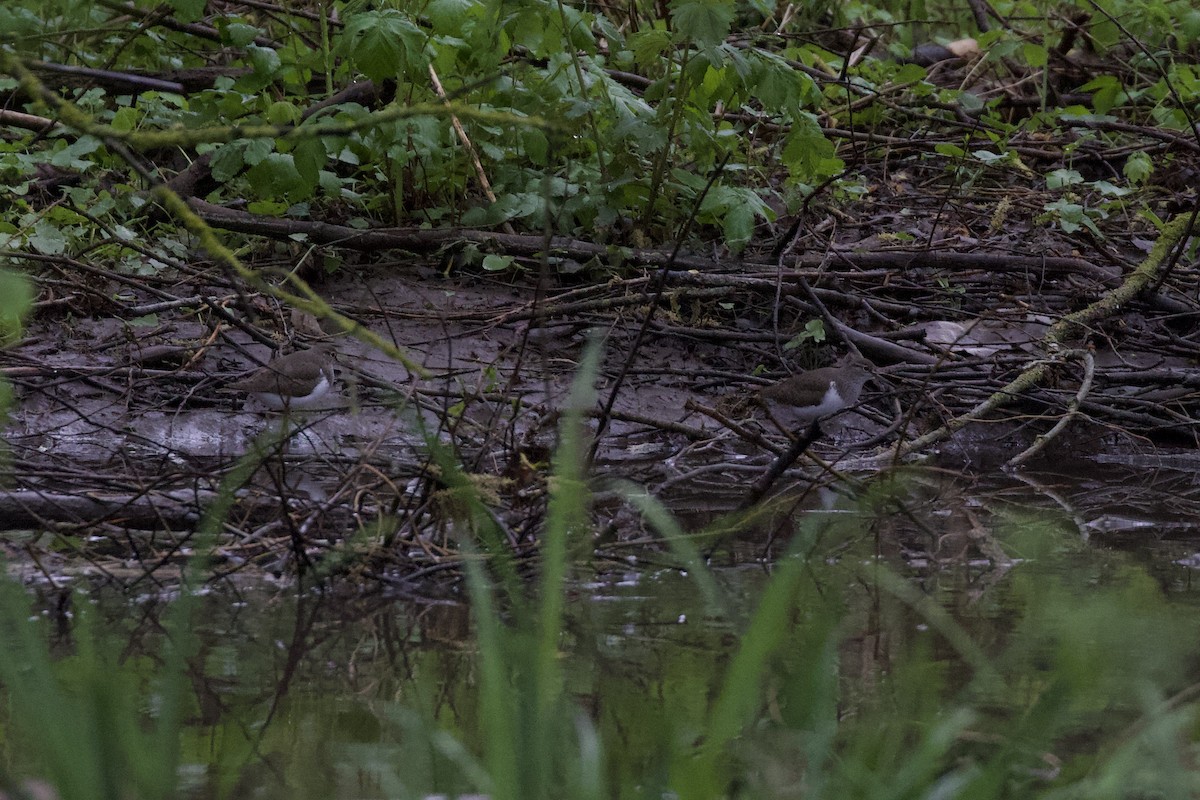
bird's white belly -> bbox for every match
[771,381,845,425]
[254,373,332,410]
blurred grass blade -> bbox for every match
[615,481,726,615]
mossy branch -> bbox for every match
[1,50,427,374]
[894,213,1195,458]
[153,187,428,375]
[1,52,553,150]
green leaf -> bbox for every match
[1022,42,1047,68]
[784,319,825,348]
[28,221,67,255]
[0,6,42,38]
[670,0,734,47]
[722,203,754,252]
[629,29,672,68]
[110,107,138,133]
[1043,199,1101,236]
[749,50,817,111]
[340,10,429,82]
[427,0,480,33]
[803,319,826,343]
[698,185,773,254]
[242,139,273,166]
[292,139,326,186]
[266,101,300,126]
[223,22,260,47]
[0,268,33,344]
[744,0,774,20]
[1124,151,1152,184]
[461,205,502,227]
[247,200,289,215]
[167,0,206,23]
[482,254,517,271]
[520,129,549,165]
[210,143,245,183]
[49,135,101,169]
[1081,74,1123,115]
[781,114,842,183]
[246,44,281,78]
[1183,9,1200,47]
[1046,168,1083,190]
[701,63,726,97]
[971,149,1008,164]
[557,4,597,51]
[985,38,1020,60]
[1091,180,1130,197]
[245,153,312,200]
[958,91,985,114]
[506,8,551,56]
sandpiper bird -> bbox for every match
[227,344,337,411]
[759,354,873,429]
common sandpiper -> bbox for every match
[759,354,873,429]
[227,344,337,411]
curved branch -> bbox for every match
[892,213,1195,459]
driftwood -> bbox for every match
[0,489,215,530]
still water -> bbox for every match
[6,465,1200,798]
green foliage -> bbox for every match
[782,113,844,186]
[784,318,827,348]
[1124,150,1153,184]
[0,0,1187,264]
[0,268,32,346]
[431,336,603,800]
[1041,198,1105,236]
[338,10,429,83]
[0,0,853,259]
[671,0,736,48]
[0,580,192,800]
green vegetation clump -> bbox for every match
[3,0,1193,263]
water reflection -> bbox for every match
[7,468,1200,798]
